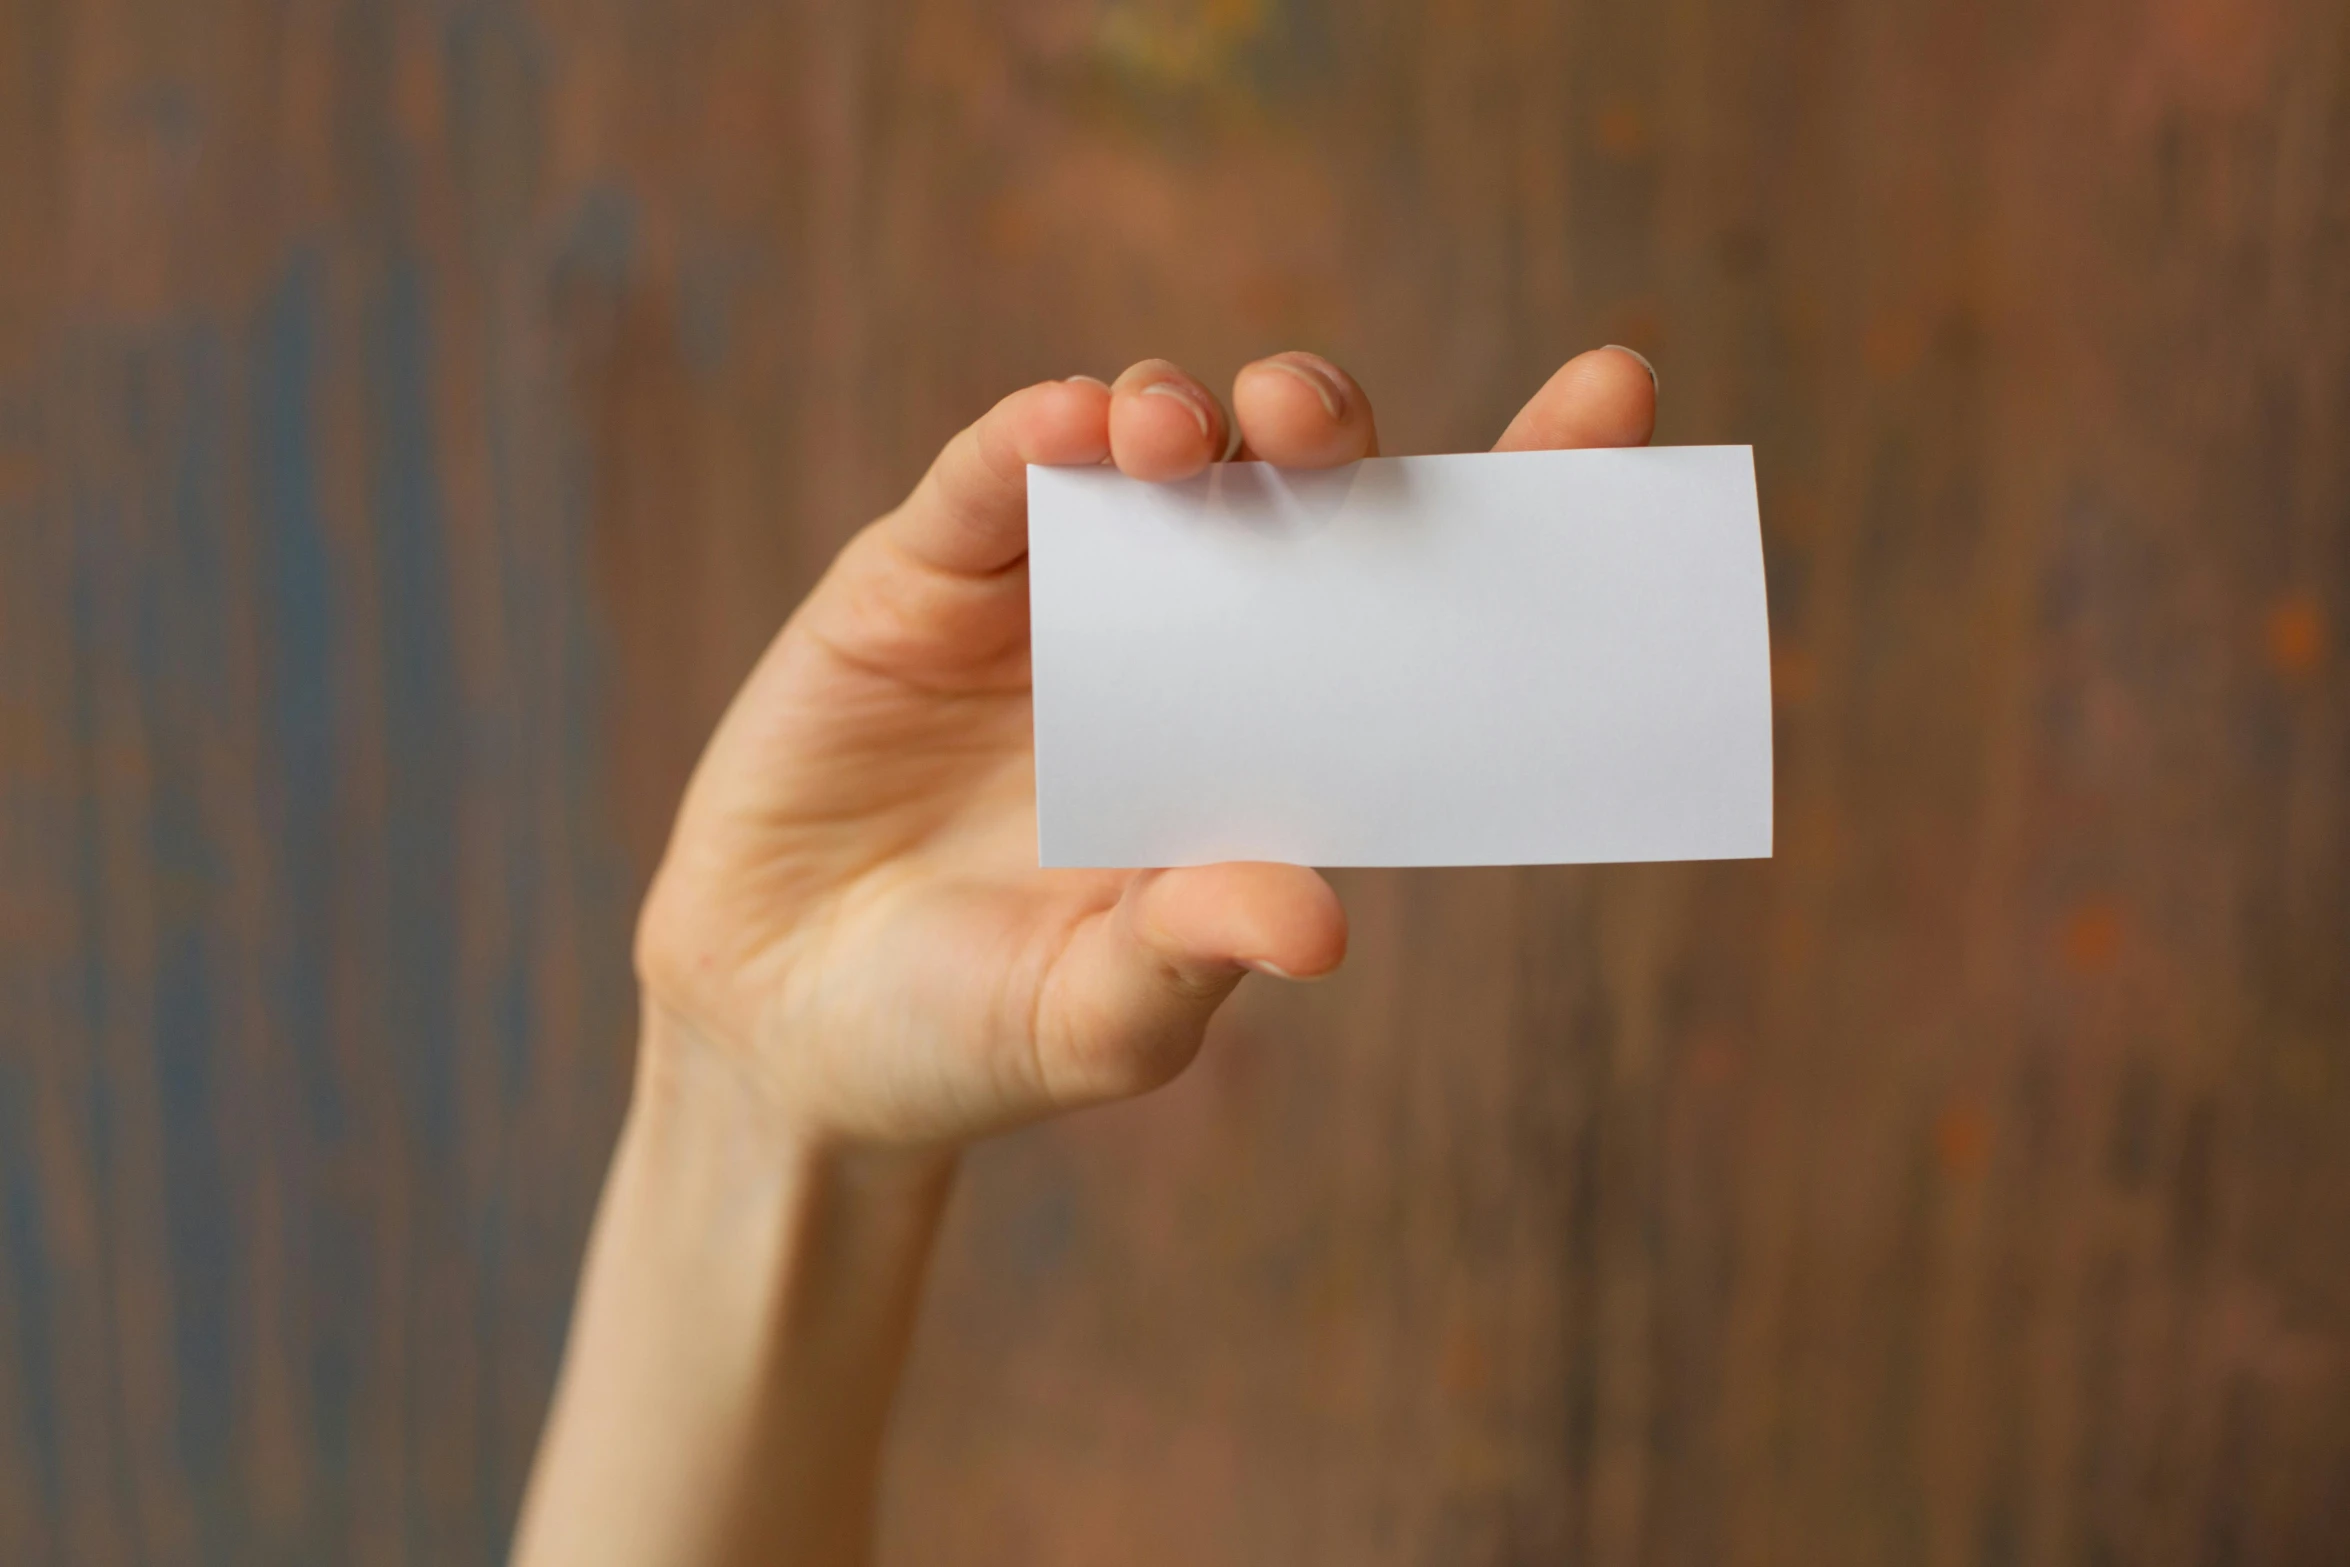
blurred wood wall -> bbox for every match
[2,0,2346,1562]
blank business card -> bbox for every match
[1027,445,1773,869]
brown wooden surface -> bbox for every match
[2,0,2346,1562]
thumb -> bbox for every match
[1032,863,1347,1110]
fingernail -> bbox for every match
[1604,344,1658,391]
[1266,356,1345,419]
[1140,380,1213,438]
[1065,374,1111,390]
[1243,959,1325,982]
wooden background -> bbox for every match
[2,0,2345,1562]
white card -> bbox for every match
[1027,445,1773,869]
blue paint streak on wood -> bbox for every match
[552,186,640,298]
[65,450,147,1555]
[150,882,230,1562]
[254,252,345,1150]
[365,253,477,1561]
[64,521,116,1204]
[162,334,237,734]
[367,257,463,1163]
[251,251,367,1520]
[0,1072,63,1535]
[142,328,240,1564]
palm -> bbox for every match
[768,641,1150,1142]
[637,349,1657,1145]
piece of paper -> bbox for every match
[1027,445,1773,869]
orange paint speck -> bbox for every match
[983,197,1039,259]
[1595,100,1649,157]
[1685,1037,1738,1089]
[1440,1322,1492,1396]
[1769,483,1824,543]
[1934,1102,1990,1176]
[2264,598,2325,679]
[1599,299,1663,362]
[1772,647,1818,706]
[1236,270,1302,331]
[1774,908,1818,968]
[2061,902,2122,974]
[1862,313,1928,382]
[0,446,36,504]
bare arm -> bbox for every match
[511,347,1658,1567]
[513,1011,951,1567]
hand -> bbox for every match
[519,346,1658,1566]
[634,347,1658,1150]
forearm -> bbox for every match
[513,1009,956,1567]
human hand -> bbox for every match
[633,347,1658,1150]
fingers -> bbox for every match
[1231,351,1379,466]
[881,377,1112,576]
[1108,359,1231,481]
[877,343,1646,585]
[1035,863,1348,1107]
[1492,345,1658,452]
[1113,351,1380,475]
[881,352,1378,579]
[817,347,1367,687]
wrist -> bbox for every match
[631,998,961,1197]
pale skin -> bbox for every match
[511,346,1659,1567]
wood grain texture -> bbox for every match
[1,0,2345,1562]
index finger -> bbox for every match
[878,377,1113,576]
[1491,346,1658,452]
